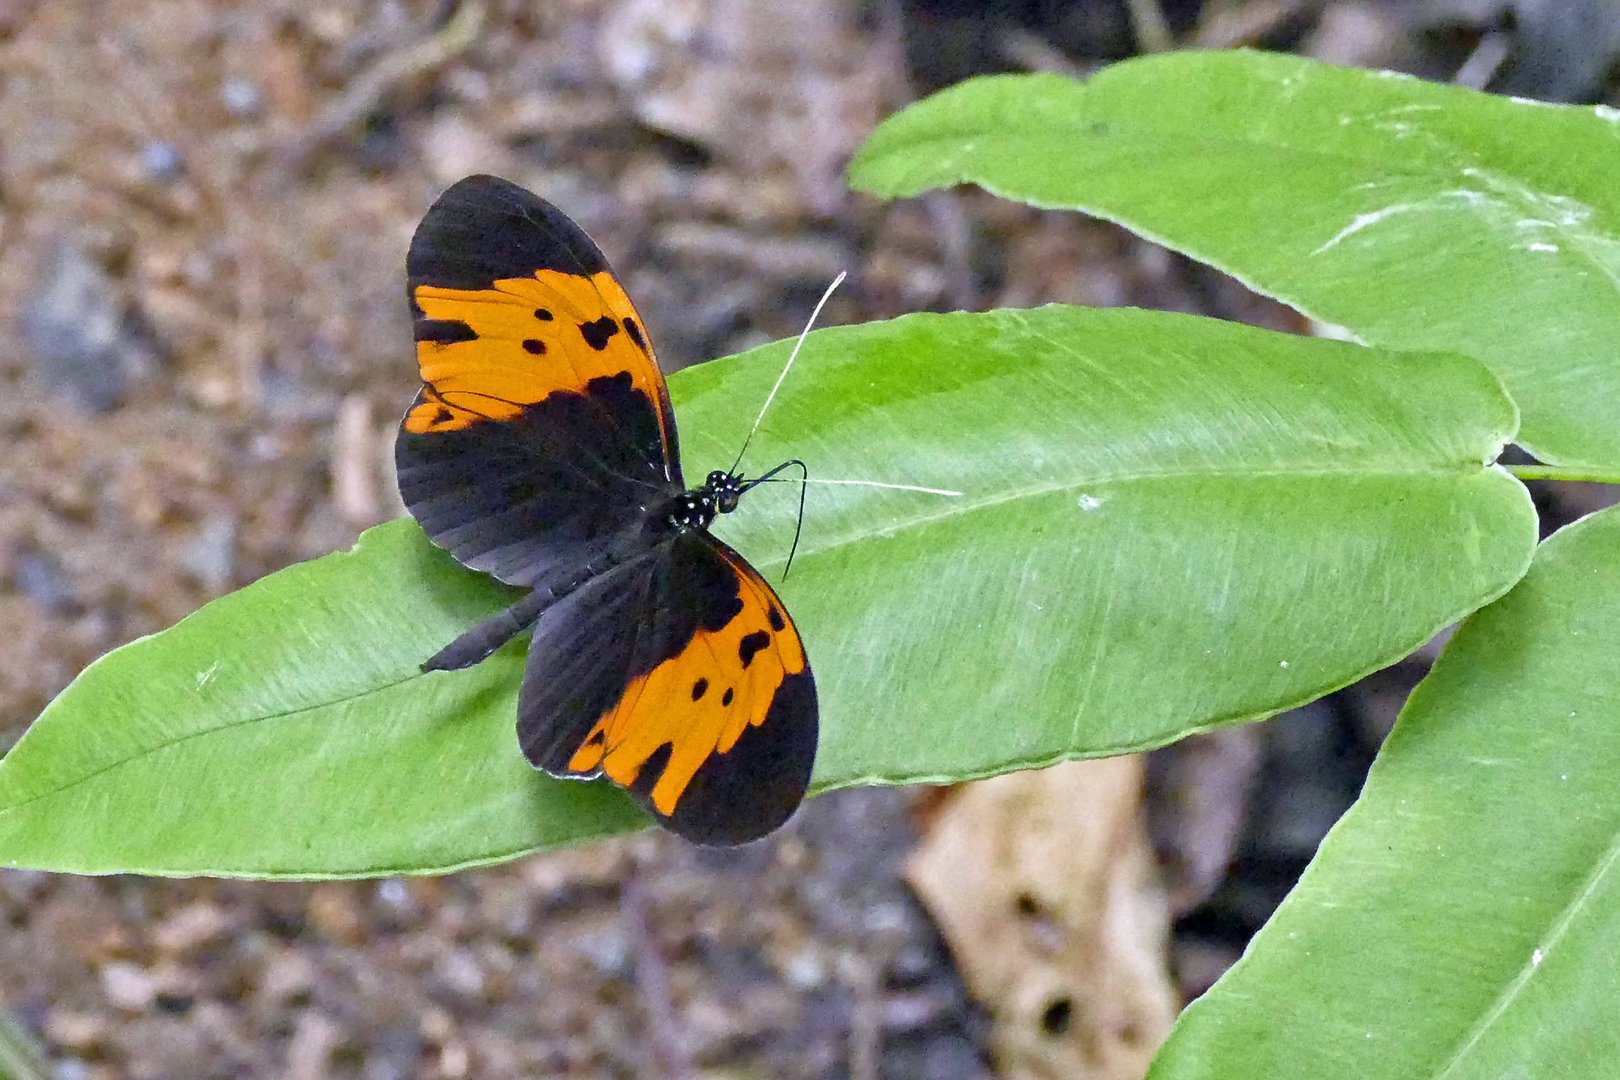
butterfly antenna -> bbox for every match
[729,271,846,475]
[739,458,810,579]
[784,461,809,580]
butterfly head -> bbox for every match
[706,469,743,515]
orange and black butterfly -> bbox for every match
[396,175,817,846]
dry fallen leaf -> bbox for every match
[907,758,1177,1080]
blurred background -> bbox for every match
[1,1,1617,1077]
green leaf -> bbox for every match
[1149,502,1620,1079]
[850,50,1620,469]
[0,523,649,878]
[0,306,1534,875]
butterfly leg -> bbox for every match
[422,587,561,672]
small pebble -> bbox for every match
[220,77,263,118]
[362,1026,425,1080]
[11,546,76,614]
[307,884,367,944]
[152,901,230,955]
[257,952,317,1005]
[782,948,827,989]
[883,988,954,1034]
[101,961,158,1012]
[575,928,632,977]
[433,950,486,999]
[44,1009,104,1051]
[181,515,237,592]
[139,141,185,184]
[374,878,411,913]
[53,1061,91,1080]
[21,239,138,413]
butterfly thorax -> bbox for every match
[665,469,744,531]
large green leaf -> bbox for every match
[0,306,1534,876]
[850,50,1620,469]
[0,523,648,877]
[1150,502,1620,1079]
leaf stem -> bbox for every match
[0,1011,48,1080]
[1125,0,1173,53]
[1507,465,1620,485]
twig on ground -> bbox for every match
[277,0,486,170]
[621,866,697,1080]
[1127,0,1175,53]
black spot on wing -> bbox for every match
[628,741,675,800]
[767,606,785,632]
[623,317,647,352]
[584,371,641,404]
[408,174,610,291]
[522,338,546,355]
[416,318,477,344]
[738,630,770,669]
[714,596,744,629]
[721,687,735,706]
[691,677,709,701]
[533,308,554,321]
[579,316,620,351]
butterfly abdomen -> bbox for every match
[421,526,666,673]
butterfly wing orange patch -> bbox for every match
[518,532,817,847]
[404,268,669,450]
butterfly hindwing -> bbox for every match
[518,530,818,846]
[395,174,681,588]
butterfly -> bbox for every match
[394,175,817,846]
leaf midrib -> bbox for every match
[750,462,1510,573]
[0,671,421,818]
[1,461,1510,820]
[1430,777,1620,1077]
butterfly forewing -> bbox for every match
[395,174,680,588]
